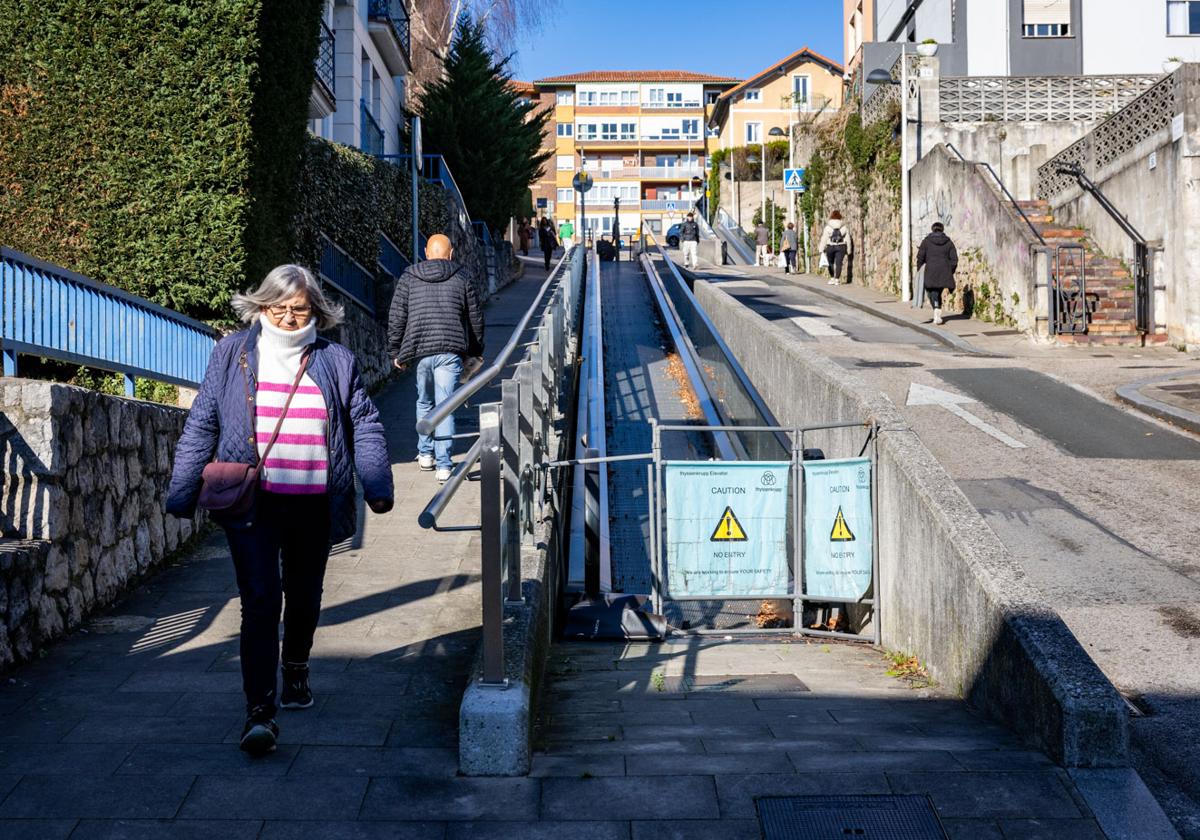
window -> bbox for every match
[682,119,699,138]
[556,155,574,170]
[556,90,574,106]
[621,89,637,106]
[744,89,762,102]
[557,188,574,204]
[792,75,811,108]
[620,122,637,140]
[705,91,719,105]
[647,88,665,105]
[1022,0,1070,36]
[556,123,573,137]
[745,122,762,143]
[667,91,682,106]
[577,90,597,106]
[577,123,597,140]
[1168,0,1200,34]
[600,122,618,140]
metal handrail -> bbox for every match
[415,247,572,436]
[945,143,1046,246]
[418,437,483,530]
[1054,163,1147,246]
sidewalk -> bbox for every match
[723,263,1200,438]
[0,257,552,839]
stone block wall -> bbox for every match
[0,380,201,670]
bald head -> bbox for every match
[425,234,453,260]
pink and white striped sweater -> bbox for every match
[255,316,328,495]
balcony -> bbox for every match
[640,134,703,144]
[360,99,384,156]
[367,0,411,75]
[641,198,698,212]
[641,100,703,111]
[640,166,704,180]
[308,19,336,119]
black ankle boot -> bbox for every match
[280,662,314,710]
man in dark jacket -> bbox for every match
[679,212,701,269]
[916,222,958,325]
[387,234,484,480]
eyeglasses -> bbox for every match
[266,304,312,320]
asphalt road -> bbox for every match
[700,267,1200,838]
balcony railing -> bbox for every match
[640,166,705,179]
[360,99,384,156]
[642,100,702,110]
[641,199,698,212]
[315,19,335,100]
[0,248,218,395]
[641,134,703,143]
[368,0,411,65]
[320,235,376,313]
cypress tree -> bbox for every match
[418,16,550,234]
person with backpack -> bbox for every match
[538,218,557,271]
[916,221,959,325]
[818,210,852,284]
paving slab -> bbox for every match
[0,819,78,840]
[68,820,265,840]
[360,777,540,821]
[0,774,196,819]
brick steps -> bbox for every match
[1024,199,1148,345]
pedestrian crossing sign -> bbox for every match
[784,168,806,192]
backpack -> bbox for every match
[829,226,845,245]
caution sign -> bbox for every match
[664,462,790,597]
[830,507,855,541]
[710,507,747,542]
[803,458,872,600]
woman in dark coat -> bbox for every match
[166,264,394,757]
[916,222,958,325]
[538,217,558,271]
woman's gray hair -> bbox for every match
[231,264,345,330]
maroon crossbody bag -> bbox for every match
[197,349,311,517]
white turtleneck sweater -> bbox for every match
[255,315,328,495]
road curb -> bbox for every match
[1115,369,1200,437]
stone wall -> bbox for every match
[326,272,395,392]
[0,381,202,670]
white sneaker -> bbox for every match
[933,308,943,325]
[435,467,453,482]
[827,278,838,285]
[417,454,435,471]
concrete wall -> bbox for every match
[1006,0,1082,76]
[911,145,1049,332]
[1083,2,1200,74]
[693,280,1128,768]
[0,382,204,670]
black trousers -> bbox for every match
[783,248,797,272]
[542,248,552,270]
[927,288,944,308]
[224,491,331,712]
[826,245,847,279]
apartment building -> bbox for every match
[850,0,1200,78]
[532,71,740,238]
[708,48,844,152]
[844,0,876,79]
[309,0,412,157]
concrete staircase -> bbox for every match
[1017,200,1165,346]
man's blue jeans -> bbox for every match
[416,353,463,469]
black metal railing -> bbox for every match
[416,247,583,685]
[360,99,384,156]
[368,0,411,59]
[315,19,335,100]
[945,143,1046,246]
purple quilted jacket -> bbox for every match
[165,322,394,544]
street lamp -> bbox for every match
[768,126,787,254]
[868,54,913,302]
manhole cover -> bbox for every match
[855,361,923,368]
[757,795,947,839]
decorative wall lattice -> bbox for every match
[860,55,915,126]
[939,74,1159,123]
[1037,71,1180,199]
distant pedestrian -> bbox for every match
[538,218,557,271]
[517,218,531,256]
[819,210,852,284]
[166,265,394,758]
[755,221,771,267]
[387,233,485,481]
[916,222,958,325]
[680,212,701,270]
[558,218,575,249]
[781,222,798,274]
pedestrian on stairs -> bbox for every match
[917,222,958,325]
[387,234,485,482]
[165,264,394,758]
[679,212,701,270]
[819,210,852,284]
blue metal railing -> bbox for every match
[0,247,218,395]
[378,232,411,278]
[360,99,385,156]
[367,0,411,59]
[319,235,376,313]
[315,19,336,100]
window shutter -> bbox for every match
[1023,0,1070,25]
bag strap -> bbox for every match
[252,349,312,478]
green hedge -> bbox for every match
[0,0,322,322]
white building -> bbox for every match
[309,0,412,157]
[865,0,1200,77]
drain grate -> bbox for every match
[757,795,947,839]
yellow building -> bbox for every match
[533,71,739,238]
[708,48,845,152]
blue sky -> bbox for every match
[508,0,844,82]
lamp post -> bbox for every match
[746,152,760,264]
[868,51,912,302]
[768,126,787,253]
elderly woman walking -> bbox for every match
[166,265,393,756]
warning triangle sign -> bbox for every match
[710,506,748,542]
[830,506,856,542]
[785,170,803,189]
